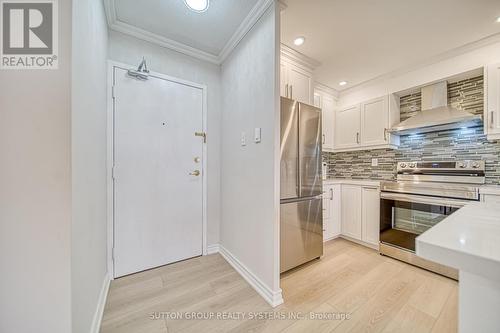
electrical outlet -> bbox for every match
[371,158,378,167]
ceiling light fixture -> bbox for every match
[184,0,209,12]
[339,81,347,86]
[293,36,305,46]
[496,16,500,23]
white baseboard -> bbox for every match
[90,273,111,333]
[340,235,379,251]
[206,243,220,255]
[323,234,341,243]
[219,245,283,308]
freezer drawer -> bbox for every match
[280,197,323,273]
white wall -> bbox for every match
[0,1,72,332]
[71,0,109,332]
[220,4,282,305]
[339,39,500,107]
[108,30,222,247]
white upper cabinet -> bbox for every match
[361,96,389,146]
[335,104,361,150]
[287,64,313,104]
[281,60,313,104]
[334,94,400,152]
[485,63,500,140]
[280,62,288,99]
[280,45,316,105]
[314,88,337,152]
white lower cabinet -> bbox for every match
[341,185,362,239]
[482,194,500,204]
[330,183,380,248]
[361,187,380,246]
[322,184,341,241]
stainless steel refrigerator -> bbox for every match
[280,97,323,273]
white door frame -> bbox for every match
[107,60,208,279]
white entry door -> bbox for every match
[113,67,204,278]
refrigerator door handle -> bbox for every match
[281,195,323,204]
[297,103,302,197]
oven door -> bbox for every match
[380,192,470,252]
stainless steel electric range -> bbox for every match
[380,160,485,279]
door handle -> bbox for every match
[329,188,333,200]
[491,111,495,128]
[189,170,200,176]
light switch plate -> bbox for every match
[241,132,246,146]
[254,127,261,143]
[371,158,378,167]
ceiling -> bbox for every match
[281,0,500,91]
[111,0,260,57]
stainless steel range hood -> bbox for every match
[389,81,482,135]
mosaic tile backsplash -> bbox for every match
[324,75,500,184]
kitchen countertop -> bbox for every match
[416,202,500,280]
[479,185,500,195]
[323,178,381,187]
[416,202,500,332]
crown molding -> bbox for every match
[103,0,275,65]
[218,0,275,62]
[280,43,321,71]
[339,32,500,96]
[278,0,288,11]
[314,82,339,99]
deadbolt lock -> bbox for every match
[195,132,206,143]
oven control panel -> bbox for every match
[397,160,485,172]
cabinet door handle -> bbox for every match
[285,84,289,98]
[290,85,293,99]
[329,188,333,200]
[322,134,326,144]
[491,111,495,128]
[356,132,360,144]
[384,128,388,141]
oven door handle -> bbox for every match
[380,192,470,208]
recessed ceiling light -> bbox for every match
[496,16,500,23]
[184,0,209,12]
[339,81,347,86]
[293,37,305,46]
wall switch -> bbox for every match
[241,132,246,146]
[371,158,378,167]
[254,127,261,143]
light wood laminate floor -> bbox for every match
[100,238,458,333]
